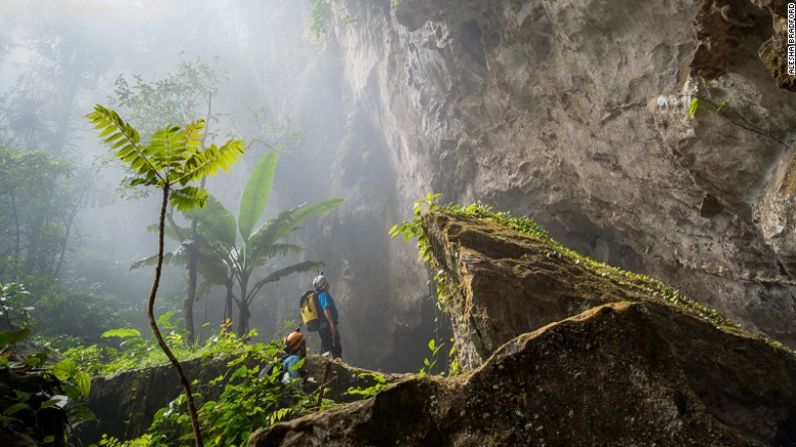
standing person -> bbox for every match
[313,272,342,359]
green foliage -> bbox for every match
[688,98,700,119]
[418,338,443,377]
[88,104,247,446]
[62,315,254,377]
[86,105,244,209]
[416,335,462,378]
[101,328,142,339]
[308,0,331,41]
[447,339,460,376]
[0,325,95,445]
[0,281,33,329]
[306,0,355,42]
[133,152,341,334]
[51,358,92,398]
[112,60,222,137]
[87,333,320,447]
[0,148,87,280]
[388,193,440,264]
[1,278,132,346]
[345,372,387,398]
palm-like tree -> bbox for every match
[200,153,341,334]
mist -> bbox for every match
[0,0,435,372]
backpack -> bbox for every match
[299,290,322,332]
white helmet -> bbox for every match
[313,273,328,290]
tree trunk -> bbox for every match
[183,95,214,341]
[237,299,250,336]
[9,189,20,280]
[223,280,234,323]
[148,185,204,447]
[53,187,84,278]
[183,241,198,344]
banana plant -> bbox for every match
[131,213,238,326]
[192,153,342,334]
[87,105,244,447]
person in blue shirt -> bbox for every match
[313,273,342,359]
[258,328,307,383]
[281,329,307,382]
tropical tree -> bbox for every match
[112,61,223,344]
[87,105,244,447]
[193,153,341,334]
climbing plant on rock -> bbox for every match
[86,105,244,447]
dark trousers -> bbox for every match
[319,326,342,359]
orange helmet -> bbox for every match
[284,329,305,355]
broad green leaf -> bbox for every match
[250,260,322,296]
[238,153,278,241]
[75,371,92,398]
[130,248,184,271]
[196,254,230,285]
[101,328,142,339]
[247,199,342,258]
[52,359,77,381]
[251,243,304,267]
[157,310,176,327]
[194,195,236,248]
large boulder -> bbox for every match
[250,302,796,446]
[421,210,751,370]
[76,356,232,443]
[249,209,796,446]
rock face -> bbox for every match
[306,0,796,359]
[234,0,796,369]
[76,354,402,444]
[249,211,796,446]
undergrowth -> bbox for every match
[79,320,323,447]
[61,315,251,377]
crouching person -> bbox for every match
[259,328,307,383]
[280,329,307,384]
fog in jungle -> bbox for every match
[0,0,435,371]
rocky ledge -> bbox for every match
[250,209,796,446]
[77,353,402,444]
